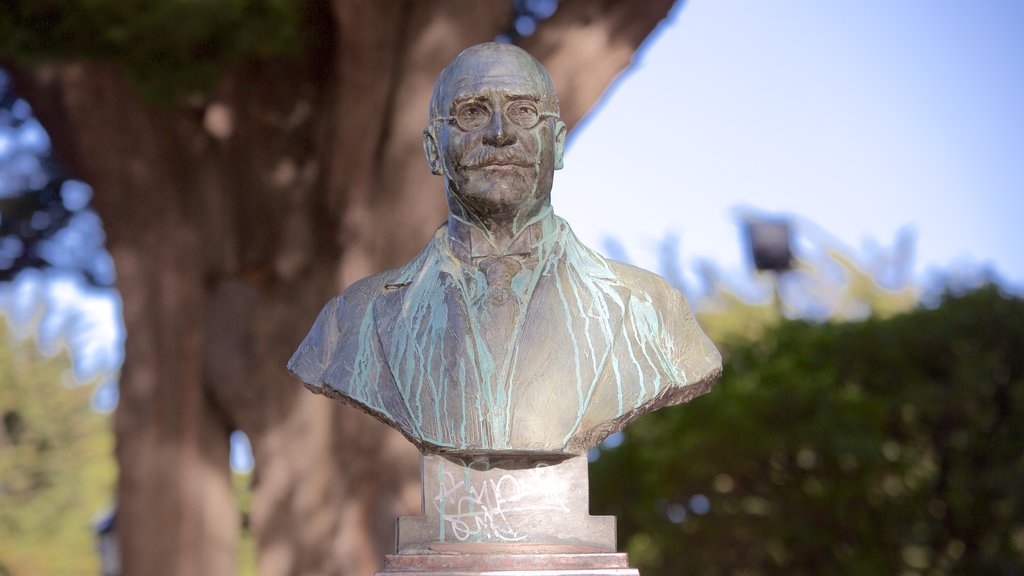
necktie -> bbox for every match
[476,255,524,378]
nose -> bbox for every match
[481,110,516,147]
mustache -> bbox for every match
[460,148,535,169]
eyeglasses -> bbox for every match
[433,99,559,132]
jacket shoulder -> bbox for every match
[606,259,681,302]
[607,258,722,390]
[287,267,403,385]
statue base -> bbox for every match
[377,454,639,575]
[375,550,638,575]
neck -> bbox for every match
[447,204,554,260]
[447,199,551,253]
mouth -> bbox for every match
[470,162,533,170]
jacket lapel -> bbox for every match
[374,252,486,450]
[506,247,630,449]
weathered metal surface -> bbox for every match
[289,42,721,456]
[397,455,614,554]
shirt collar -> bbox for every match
[447,207,554,262]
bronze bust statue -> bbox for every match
[289,42,721,456]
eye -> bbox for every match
[455,103,490,131]
[506,101,540,128]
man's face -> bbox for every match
[426,47,566,224]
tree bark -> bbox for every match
[7,1,679,574]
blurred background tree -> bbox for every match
[0,0,682,574]
[590,284,1024,576]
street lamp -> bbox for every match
[743,217,793,315]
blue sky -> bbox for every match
[556,0,1024,292]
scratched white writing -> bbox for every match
[432,466,570,542]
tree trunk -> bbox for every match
[8,1,678,574]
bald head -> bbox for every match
[429,43,559,122]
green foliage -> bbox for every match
[591,285,1024,575]
[0,0,308,100]
[234,470,257,576]
[0,319,117,575]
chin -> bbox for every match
[461,169,537,209]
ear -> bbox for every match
[553,120,567,170]
[422,128,442,175]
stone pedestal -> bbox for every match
[375,454,639,575]
[376,551,637,575]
